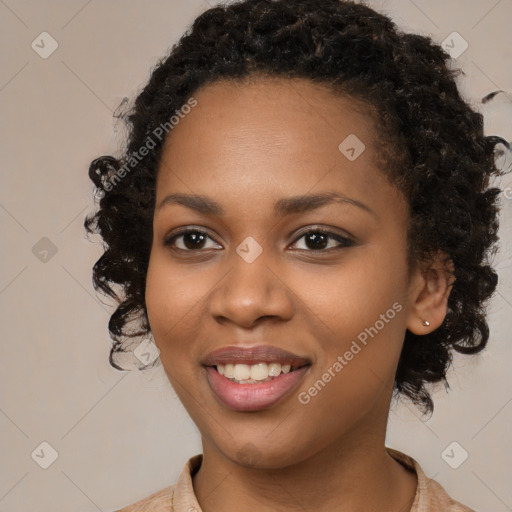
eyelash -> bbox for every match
[163,227,355,253]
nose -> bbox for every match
[208,251,295,329]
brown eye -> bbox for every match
[290,229,355,251]
[164,229,222,251]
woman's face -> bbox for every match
[146,77,421,468]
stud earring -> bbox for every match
[421,319,430,327]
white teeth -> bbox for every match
[268,363,281,377]
[233,364,251,381]
[250,363,269,381]
[216,362,296,382]
[224,364,235,378]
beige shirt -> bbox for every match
[116,448,475,512]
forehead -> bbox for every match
[154,76,408,234]
[165,76,378,149]
[157,76,384,188]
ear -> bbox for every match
[406,251,455,334]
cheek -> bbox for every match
[144,253,207,360]
[145,247,211,320]
[289,249,409,399]
[288,247,409,339]
[287,309,407,459]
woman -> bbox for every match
[85,0,507,510]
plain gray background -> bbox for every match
[1,1,511,511]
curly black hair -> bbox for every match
[84,0,508,414]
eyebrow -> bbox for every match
[157,191,376,217]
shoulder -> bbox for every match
[386,448,475,512]
[115,484,175,512]
[113,454,203,512]
[423,478,475,511]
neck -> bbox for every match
[193,417,417,512]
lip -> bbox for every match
[202,345,311,367]
[205,365,310,412]
[202,345,311,412]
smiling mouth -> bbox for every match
[205,363,311,412]
[213,362,310,384]
[202,345,312,411]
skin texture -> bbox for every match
[145,77,453,512]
